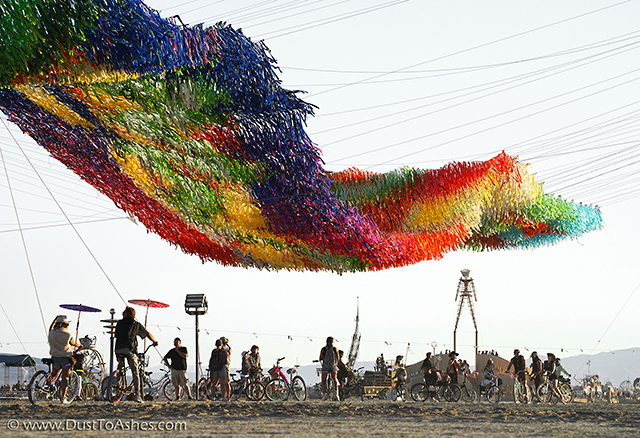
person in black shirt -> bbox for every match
[506,348,530,402]
[530,351,544,391]
[163,337,192,400]
[114,306,158,403]
[421,352,439,385]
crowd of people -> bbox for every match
[41,306,584,405]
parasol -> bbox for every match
[59,304,102,343]
[128,299,169,350]
[128,299,170,328]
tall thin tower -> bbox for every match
[346,297,361,370]
[453,269,478,354]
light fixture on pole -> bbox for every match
[100,308,118,402]
[185,294,208,400]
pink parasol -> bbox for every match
[128,299,169,350]
[59,303,101,342]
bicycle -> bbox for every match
[27,358,80,405]
[558,375,576,403]
[105,344,154,403]
[512,372,533,404]
[480,374,503,403]
[537,377,571,404]
[410,372,447,402]
[339,367,365,401]
[455,373,478,403]
[264,357,307,401]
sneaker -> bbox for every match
[61,397,71,404]
[321,393,328,401]
[134,396,144,403]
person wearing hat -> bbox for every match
[530,352,544,392]
[114,306,158,403]
[506,348,530,402]
[48,315,82,403]
[447,352,460,384]
[163,337,192,400]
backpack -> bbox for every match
[322,346,338,368]
[209,348,225,372]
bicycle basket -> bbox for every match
[268,367,279,379]
[79,335,95,349]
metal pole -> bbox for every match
[109,308,115,378]
[195,313,199,400]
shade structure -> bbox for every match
[0,0,603,274]
[59,303,101,342]
[128,299,169,327]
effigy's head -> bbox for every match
[0,0,602,273]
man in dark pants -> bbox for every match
[114,306,158,403]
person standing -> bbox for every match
[447,351,460,384]
[48,315,82,404]
[114,306,158,403]
[319,337,340,401]
[209,339,231,400]
[163,337,192,400]
[246,345,261,379]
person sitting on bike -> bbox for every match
[480,359,500,393]
[394,364,407,392]
[530,351,544,391]
[246,345,262,380]
[544,352,563,399]
[447,351,460,384]
[375,354,387,374]
[163,337,192,401]
[421,352,439,385]
[319,336,340,401]
[114,306,159,403]
[48,315,82,404]
[506,348,530,402]
[554,357,571,383]
[336,350,354,392]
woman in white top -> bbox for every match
[48,315,82,403]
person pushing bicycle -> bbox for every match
[506,348,530,402]
[48,315,82,404]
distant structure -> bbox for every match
[346,297,361,370]
[453,269,478,355]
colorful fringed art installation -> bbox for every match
[0,0,602,273]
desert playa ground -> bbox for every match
[2,399,639,437]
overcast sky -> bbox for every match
[1,0,639,376]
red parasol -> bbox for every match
[128,299,169,350]
[128,299,169,328]
[59,304,101,342]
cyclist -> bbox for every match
[506,348,530,402]
[336,350,354,393]
[480,358,499,394]
[530,351,544,392]
[114,306,159,403]
[544,352,564,399]
[319,336,340,401]
[48,315,82,404]
[421,352,440,400]
[554,357,571,381]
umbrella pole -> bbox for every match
[75,311,81,344]
[143,305,150,350]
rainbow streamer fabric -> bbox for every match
[0,0,602,273]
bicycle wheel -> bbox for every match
[486,386,501,403]
[83,349,106,387]
[411,383,427,402]
[377,388,388,400]
[561,383,574,403]
[80,382,99,400]
[461,387,477,403]
[246,381,265,401]
[439,385,454,402]
[265,378,288,401]
[28,370,50,405]
[66,371,81,402]
[107,371,125,403]
[292,376,307,401]
[537,383,550,403]
[448,385,461,402]
[162,380,180,400]
[196,377,209,400]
